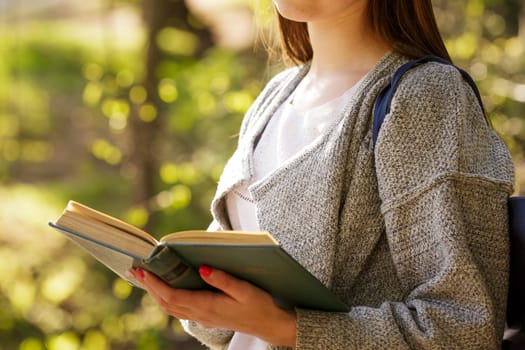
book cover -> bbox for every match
[49,201,349,312]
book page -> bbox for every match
[160,230,278,245]
[56,211,155,258]
[66,201,158,246]
[60,228,144,289]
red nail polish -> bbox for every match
[136,268,145,280]
[199,265,212,278]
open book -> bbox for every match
[49,200,349,312]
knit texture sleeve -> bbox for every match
[290,62,514,350]
[180,320,232,350]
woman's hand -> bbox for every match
[130,266,297,348]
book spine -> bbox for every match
[134,245,207,290]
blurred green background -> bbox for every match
[0,0,524,349]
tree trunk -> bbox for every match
[129,0,212,230]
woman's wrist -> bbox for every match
[261,308,297,348]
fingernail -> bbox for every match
[135,268,145,280]
[199,265,212,278]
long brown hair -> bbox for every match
[276,0,451,65]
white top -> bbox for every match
[224,82,360,350]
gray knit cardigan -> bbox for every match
[181,52,515,349]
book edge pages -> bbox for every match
[54,210,156,258]
[66,200,158,246]
[159,230,278,245]
[49,221,146,260]
[48,221,146,289]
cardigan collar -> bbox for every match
[211,51,405,229]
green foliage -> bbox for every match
[0,0,267,348]
[77,46,264,233]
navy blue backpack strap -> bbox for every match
[372,56,485,147]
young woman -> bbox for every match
[132,0,515,348]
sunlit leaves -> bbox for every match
[448,33,479,60]
[484,12,506,37]
[8,280,36,314]
[81,330,109,350]
[195,91,217,116]
[19,338,44,350]
[83,63,104,82]
[0,139,53,163]
[0,308,14,332]
[129,86,148,104]
[100,315,126,342]
[0,113,19,137]
[138,103,157,122]
[223,90,253,114]
[91,139,122,165]
[488,78,525,103]
[29,298,72,334]
[101,98,130,130]
[101,99,130,119]
[0,187,68,333]
[469,61,488,81]
[505,38,524,57]
[112,279,133,300]
[155,184,192,211]
[124,207,149,228]
[480,41,502,64]
[42,258,86,304]
[46,332,80,350]
[174,163,199,185]
[22,141,53,162]
[158,79,178,103]
[137,330,164,350]
[156,27,199,56]
[1,2,233,348]
[1,139,19,162]
[83,83,103,106]
[209,72,231,94]
[466,0,485,17]
[157,161,201,212]
[9,80,51,136]
[116,70,135,89]
[159,162,179,184]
